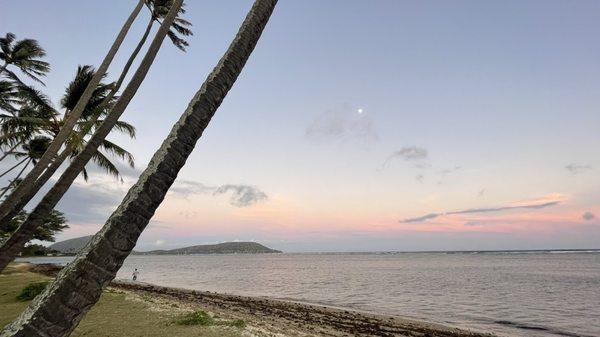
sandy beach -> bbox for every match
[20,263,493,337]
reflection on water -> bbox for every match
[20,251,600,337]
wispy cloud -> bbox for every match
[582,211,595,221]
[169,180,268,208]
[392,146,428,161]
[380,146,429,171]
[401,198,562,223]
[305,104,377,143]
[169,180,214,198]
[565,163,592,175]
[213,184,268,207]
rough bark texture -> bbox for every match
[0,1,277,336]
[0,0,145,222]
[0,17,154,230]
[0,0,181,273]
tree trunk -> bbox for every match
[112,16,155,97]
[0,149,68,229]
[0,18,155,227]
[0,0,145,221]
[0,159,30,199]
[0,0,183,274]
[0,157,28,179]
[0,1,277,336]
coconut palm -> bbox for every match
[0,0,146,223]
[146,0,193,51]
[0,0,192,234]
[0,33,50,85]
[0,1,277,335]
[14,0,193,187]
[0,64,136,228]
[0,84,55,163]
[0,80,19,114]
[0,136,51,198]
[0,0,192,223]
[0,0,184,275]
[1,65,136,179]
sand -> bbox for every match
[22,262,496,337]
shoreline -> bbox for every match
[29,263,494,337]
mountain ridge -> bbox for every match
[49,236,281,255]
[138,241,281,255]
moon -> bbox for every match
[357,108,364,114]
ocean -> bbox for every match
[19,251,600,337]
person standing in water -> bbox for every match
[132,268,139,281]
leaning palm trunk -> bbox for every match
[0,17,155,228]
[0,0,145,221]
[0,1,277,336]
[0,0,183,273]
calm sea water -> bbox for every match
[19,251,600,337]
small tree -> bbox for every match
[0,209,67,244]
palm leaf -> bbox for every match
[99,139,135,167]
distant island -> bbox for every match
[47,236,281,255]
[137,242,282,255]
[48,235,94,255]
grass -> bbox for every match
[16,281,49,301]
[176,310,215,326]
[175,310,246,328]
[1,263,243,337]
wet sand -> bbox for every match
[31,263,494,337]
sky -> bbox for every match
[1,0,599,252]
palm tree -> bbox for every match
[0,0,193,224]
[0,136,50,198]
[7,0,193,189]
[0,80,19,114]
[0,33,50,85]
[54,65,137,181]
[0,84,55,165]
[0,0,184,274]
[0,0,146,224]
[146,0,193,51]
[0,64,137,224]
[1,66,136,180]
[0,1,277,335]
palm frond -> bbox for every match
[90,150,122,180]
[146,0,193,52]
[99,139,135,168]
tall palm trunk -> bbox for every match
[0,18,155,228]
[0,157,28,179]
[0,1,277,336]
[0,159,30,199]
[0,0,145,221]
[0,0,183,274]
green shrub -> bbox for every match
[174,310,246,329]
[16,281,49,301]
[223,319,246,328]
[175,310,215,326]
